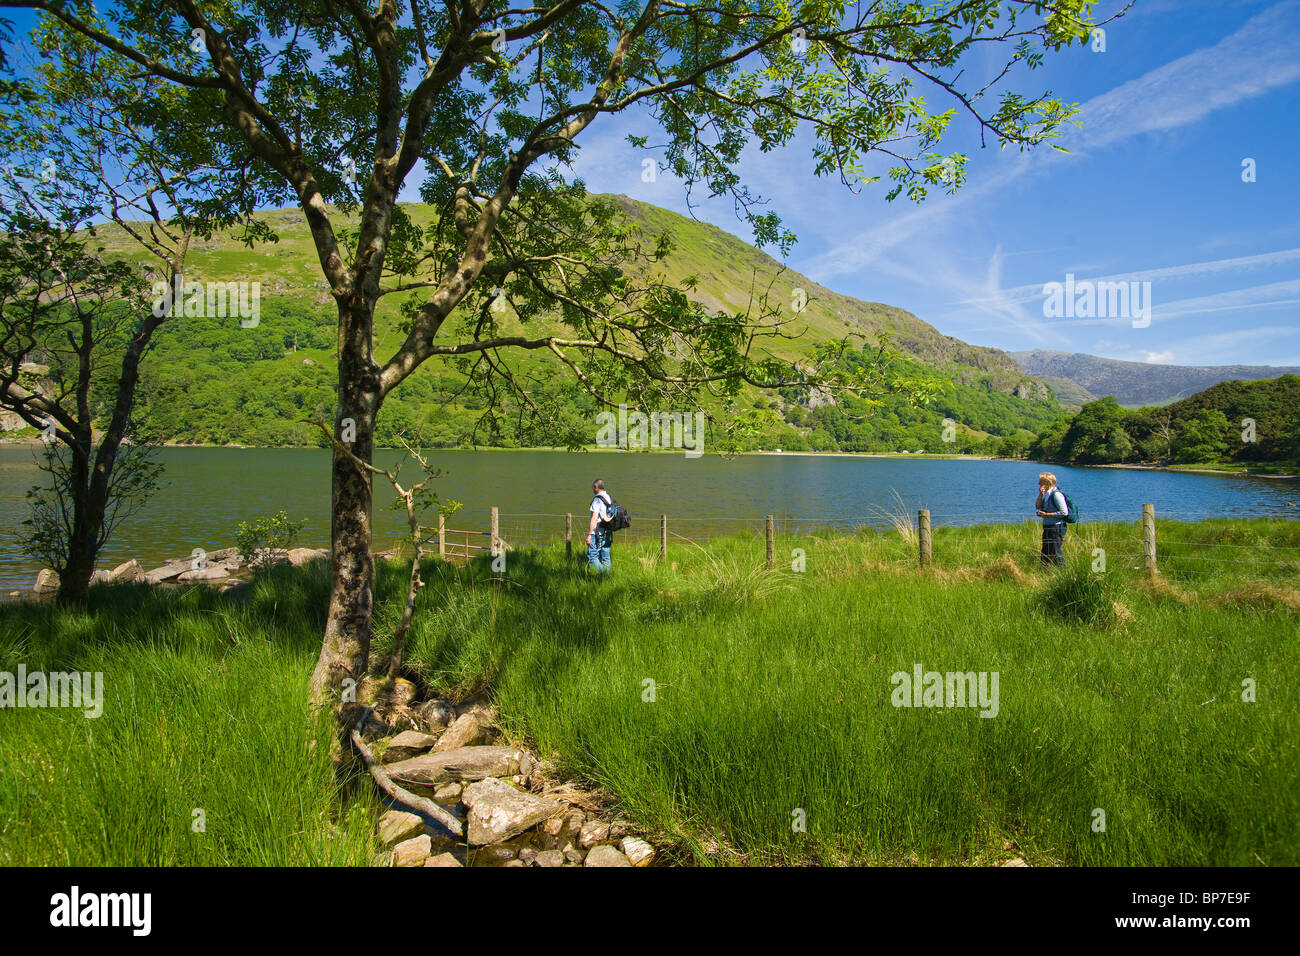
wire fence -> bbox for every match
[427,505,1300,582]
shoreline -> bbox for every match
[4,436,1295,477]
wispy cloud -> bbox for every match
[811,1,1300,281]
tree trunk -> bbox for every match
[309,301,381,716]
[56,432,98,607]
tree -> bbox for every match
[0,28,262,604]
[5,0,1107,730]
[0,192,165,602]
[1172,409,1230,464]
[1059,397,1132,463]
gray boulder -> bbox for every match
[385,746,525,789]
[621,837,655,867]
[412,698,456,731]
[584,844,632,867]
[461,777,563,846]
[376,809,424,847]
[434,710,494,752]
[177,567,230,583]
[111,559,144,583]
[33,569,59,594]
[380,730,440,763]
[391,834,431,867]
[424,852,463,867]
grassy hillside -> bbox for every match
[11,198,1062,452]
[1012,349,1300,408]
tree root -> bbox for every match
[350,706,464,838]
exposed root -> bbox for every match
[350,705,463,838]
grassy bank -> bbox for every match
[2,518,1297,866]
[0,571,378,865]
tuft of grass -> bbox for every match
[1035,560,1123,627]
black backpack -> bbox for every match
[596,495,631,532]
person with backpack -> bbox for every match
[587,478,614,573]
[1036,472,1070,566]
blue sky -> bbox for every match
[571,0,1300,368]
[6,1,1297,367]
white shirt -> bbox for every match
[591,491,612,523]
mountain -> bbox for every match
[6,197,1063,452]
[1011,350,1300,408]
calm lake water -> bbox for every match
[1,446,1296,590]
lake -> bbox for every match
[1,446,1297,590]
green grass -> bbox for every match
[398,518,1300,866]
[0,567,379,866]
[2,518,1296,866]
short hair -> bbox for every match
[592,478,604,490]
[1038,472,1057,486]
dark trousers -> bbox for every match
[1041,523,1066,566]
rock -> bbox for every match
[1002,858,1029,867]
[621,837,654,867]
[177,567,230,583]
[385,746,525,789]
[481,845,517,862]
[538,808,585,850]
[144,560,192,584]
[518,752,537,778]
[609,820,631,841]
[578,820,610,849]
[434,710,493,752]
[424,852,462,868]
[584,845,632,867]
[380,730,440,763]
[110,559,143,583]
[412,698,456,731]
[534,849,564,868]
[90,569,111,584]
[33,569,59,594]
[433,782,463,803]
[518,847,538,864]
[391,834,431,867]
[286,547,328,566]
[502,859,526,867]
[563,845,585,865]
[461,777,563,846]
[377,810,424,847]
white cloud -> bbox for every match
[1138,350,1175,363]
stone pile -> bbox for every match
[368,693,657,868]
[28,547,331,594]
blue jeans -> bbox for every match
[587,527,611,573]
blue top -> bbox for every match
[1038,487,1068,526]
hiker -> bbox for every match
[1036,472,1069,566]
[587,478,613,574]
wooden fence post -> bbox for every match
[490,506,499,557]
[566,513,573,558]
[437,514,445,559]
[660,514,668,561]
[918,509,932,569]
[1143,503,1157,578]
[766,515,775,569]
